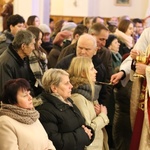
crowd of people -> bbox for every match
[0,11,149,150]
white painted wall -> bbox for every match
[1,0,148,31]
[14,0,50,25]
[50,0,64,15]
[50,0,149,19]
[98,0,148,18]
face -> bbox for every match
[134,22,143,35]
[86,18,93,29]
[76,38,97,58]
[36,32,42,48]
[34,17,40,27]
[16,89,33,109]
[94,29,109,50]
[42,33,50,42]
[49,21,55,30]
[108,39,120,53]
[52,75,73,100]
[10,23,25,36]
[125,23,134,36]
[89,62,97,82]
[22,38,35,58]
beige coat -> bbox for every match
[0,115,56,150]
[71,94,109,150]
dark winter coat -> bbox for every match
[41,40,53,54]
[57,42,77,62]
[36,92,94,150]
[48,44,62,68]
[0,44,42,97]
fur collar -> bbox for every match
[70,76,101,101]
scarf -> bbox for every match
[29,48,48,87]
[0,104,39,125]
[72,84,101,101]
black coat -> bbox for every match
[0,44,42,97]
[36,92,94,150]
[57,42,77,62]
[48,44,62,69]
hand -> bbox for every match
[82,125,93,139]
[135,62,147,76]
[94,104,101,115]
[100,104,107,115]
[130,49,140,59]
[110,71,124,85]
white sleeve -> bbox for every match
[134,27,150,51]
[120,55,132,86]
[119,27,150,87]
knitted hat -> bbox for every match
[61,22,77,31]
[53,30,72,45]
[105,34,117,48]
[38,24,51,33]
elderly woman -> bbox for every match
[0,78,55,150]
[36,68,94,150]
[68,57,109,150]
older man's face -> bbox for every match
[76,38,97,58]
[94,29,109,50]
[22,38,35,58]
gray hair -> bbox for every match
[78,33,97,49]
[12,30,35,50]
[42,68,69,92]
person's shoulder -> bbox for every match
[56,53,75,68]
[64,42,76,50]
[36,101,54,115]
[58,53,75,64]
[102,47,111,52]
[144,27,150,31]
[63,53,75,59]
[0,48,10,60]
[0,33,6,43]
[71,93,87,102]
[142,27,150,36]
[0,46,13,58]
[35,93,55,111]
[95,47,111,57]
[0,115,15,125]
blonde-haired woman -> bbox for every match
[68,57,109,150]
[36,68,94,150]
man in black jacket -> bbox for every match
[0,30,42,98]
